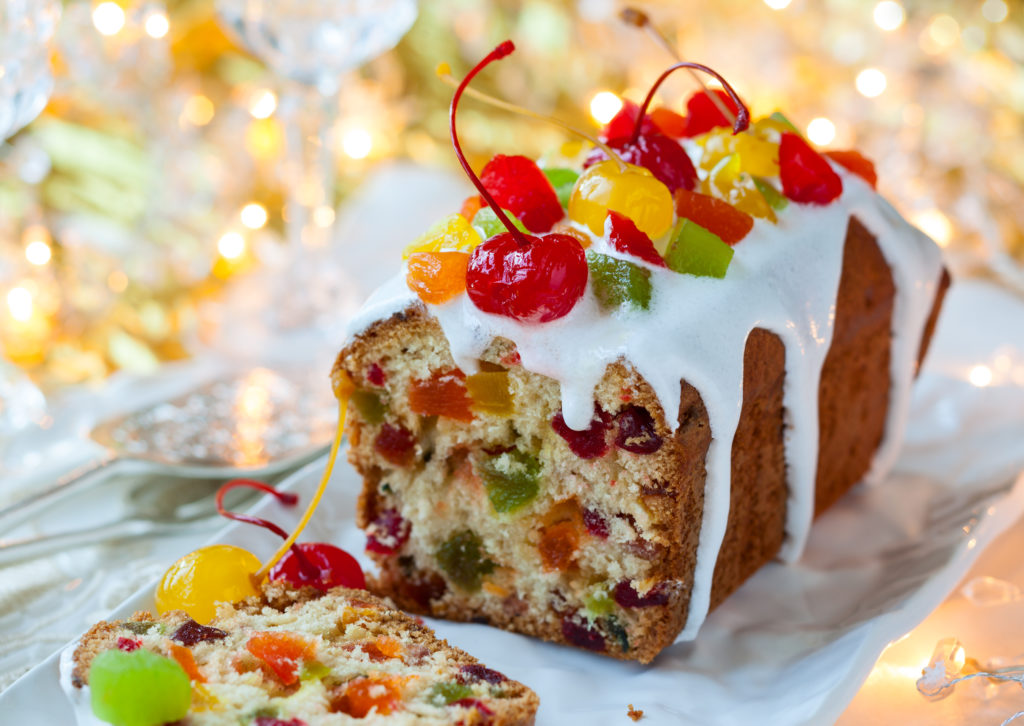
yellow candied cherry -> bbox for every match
[568,160,674,240]
[402,213,482,258]
[697,125,781,178]
[703,153,777,222]
[155,544,261,624]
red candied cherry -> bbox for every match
[682,88,742,138]
[551,406,611,459]
[582,508,610,539]
[613,580,670,608]
[649,107,687,138]
[450,42,588,324]
[480,155,563,233]
[614,406,663,454]
[601,98,656,141]
[365,508,411,555]
[605,211,666,267]
[561,616,606,652]
[779,132,843,204]
[374,422,417,467]
[585,132,697,194]
[270,542,366,591]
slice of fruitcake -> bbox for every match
[60,583,538,725]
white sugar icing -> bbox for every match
[343,166,944,641]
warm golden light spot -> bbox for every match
[589,92,623,125]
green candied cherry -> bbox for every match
[430,681,475,706]
[665,219,735,279]
[753,176,789,212]
[542,168,580,208]
[89,649,191,726]
[471,206,528,239]
[477,449,541,513]
[350,390,386,425]
[586,252,653,312]
[769,111,800,134]
[583,583,615,617]
[435,530,496,592]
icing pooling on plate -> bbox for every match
[344,168,944,640]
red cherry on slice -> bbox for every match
[585,132,697,193]
[779,133,843,204]
[269,542,366,591]
[480,154,563,233]
[601,98,656,141]
[605,211,667,267]
[466,231,588,323]
[681,89,741,138]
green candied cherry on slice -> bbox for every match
[430,681,476,706]
[542,168,580,208]
[435,529,496,592]
[350,390,386,425]
[586,251,653,312]
[477,449,541,513]
[89,649,191,726]
[583,583,615,617]
[665,219,735,279]
[471,206,529,240]
[753,176,789,211]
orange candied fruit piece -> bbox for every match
[409,369,474,422]
[823,150,878,189]
[361,635,404,662]
[460,194,486,221]
[333,673,412,717]
[649,107,687,138]
[406,251,470,305]
[538,499,584,572]
[466,370,513,416]
[168,642,206,683]
[673,188,754,246]
[245,631,317,686]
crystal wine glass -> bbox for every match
[216,0,417,327]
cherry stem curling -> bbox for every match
[619,8,737,126]
[450,41,532,248]
[632,61,750,145]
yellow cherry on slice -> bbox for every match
[568,161,674,240]
[402,213,482,258]
[156,544,261,624]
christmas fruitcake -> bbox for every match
[332,43,950,663]
[60,583,538,725]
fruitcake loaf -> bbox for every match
[331,45,949,664]
[60,583,538,725]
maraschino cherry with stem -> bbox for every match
[453,41,588,324]
[216,479,366,592]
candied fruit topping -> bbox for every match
[466,231,588,323]
[681,89,741,138]
[333,673,410,717]
[568,160,674,240]
[614,406,664,454]
[542,167,580,208]
[246,631,317,686]
[779,132,843,204]
[171,620,227,647]
[480,154,564,233]
[459,194,485,221]
[430,682,475,706]
[155,544,261,624]
[551,406,611,459]
[674,188,754,246]
[403,213,482,258]
[406,251,470,305]
[753,176,789,211]
[560,617,606,652]
[477,449,541,513]
[601,98,655,141]
[649,106,687,138]
[269,542,366,591]
[582,508,610,539]
[458,664,507,684]
[409,369,474,422]
[435,529,496,592]
[466,370,514,416]
[613,580,671,608]
[586,251,653,313]
[88,649,191,726]
[471,205,528,239]
[366,508,411,555]
[587,133,698,194]
[824,149,878,188]
[665,219,735,279]
[373,423,416,467]
[605,210,666,268]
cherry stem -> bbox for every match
[632,61,750,145]
[619,8,737,126]
[437,66,628,173]
[450,41,532,248]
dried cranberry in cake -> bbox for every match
[409,369,474,422]
[452,698,495,717]
[255,718,307,726]
[560,616,606,652]
[171,619,227,647]
[373,423,416,467]
[604,211,667,267]
[466,231,588,323]
[366,362,386,386]
[459,664,507,684]
[824,149,878,188]
[681,89,741,137]
[366,508,411,554]
[779,132,843,204]
[585,133,698,194]
[116,637,141,652]
[614,406,663,454]
[270,542,366,591]
[479,154,563,233]
[582,508,610,539]
[673,188,754,246]
[551,406,611,459]
[613,580,670,608]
